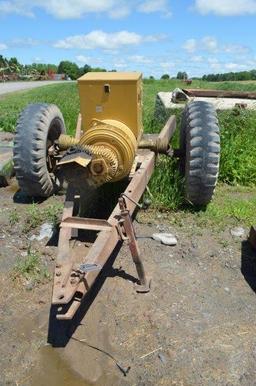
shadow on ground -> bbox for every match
[241,240,256,293]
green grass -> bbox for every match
[13,246,50,284]
[177,184,256,229]
[8,208,20,225]
[1,79,256,219]
[0,83,79,134]
[23,202,63,233]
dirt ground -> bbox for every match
[1,181,256,386]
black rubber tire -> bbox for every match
[13,103,66,197]
[180,101,220,206]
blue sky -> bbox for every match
[0,0,256,78]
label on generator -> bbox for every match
[96,105,103,113]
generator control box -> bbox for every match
[77,72,143,139]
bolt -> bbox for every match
[93,162,104,174]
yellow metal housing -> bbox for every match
[77,72,143,139]
[79,119,137,181]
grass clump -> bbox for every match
[13,246,50,284]
[23,202,63,233]
[8,208,20,225]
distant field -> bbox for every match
[0,79,256,210]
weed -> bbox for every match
[23,202,63,233]
[23,203,42,232]
[14,246,50,283]
[43,202,63,226]
[8,208,20,225]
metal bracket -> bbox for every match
[78,263,102,273]
[118,196,151,293]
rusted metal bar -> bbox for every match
[52,150,155,320]
[118,196,150,292]
[139,115,176,153]
[61,217,112,231]
[183,88,256,100]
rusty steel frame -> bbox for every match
[51,115,176,320]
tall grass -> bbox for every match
[0,83,79,134]
[218,109,256,185]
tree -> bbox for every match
[149,75,155,80]
[58,61,80,80]
[161,74,170,80]
[177,71,188,80]
[83,64,92,74]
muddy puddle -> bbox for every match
[29,345,92,386]
[29,332,120,386]
[25,299,121,386]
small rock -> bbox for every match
[158,353,167,364]
[29,223,53,241]
[25,280,35,291]
[156,225,165,232]
[230,227,245,237]
[191,240,198,249]
[152,233,177,246]
[21,251,28,257]
[224,287,230,293]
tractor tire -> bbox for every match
[180,101,220,206]
[13,103,66,197]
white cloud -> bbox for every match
[223,44,249,54]
[205,57,221,71]
[54,30,163,50]
[194,0,256,16]
[0,0,172,19]
[201,36,218,52]
[42,0,116,19]
[183,36,250,56]
[113,60,127,69]
[33,57,42,63]
[129,55,152,64]
[75,55,93,65]
[191,55,203,62]
[182,39,197,53]
[225,62,247,70]
[9,38,39,47]
[183,36,218,53]
[0,43,8,50]
[160,61,175,70]
[138,0,171,14]
[108,5,130,19]
[0,1,34,17]
[0,0,117,19]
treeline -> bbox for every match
[0,55,109,80]
[202,69,256,82]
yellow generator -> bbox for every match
[13,72,220,322]
[56,72,143,187]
